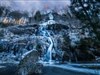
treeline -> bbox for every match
[70,0,100,41]
[59,0,100,62]
[0,6,28,25]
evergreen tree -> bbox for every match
[70,0,100,41]
[34,11,42,22]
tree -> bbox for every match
[0,6,10,17]
[9,11,23,20]
[70,0,100,41]
[34,11,42,22]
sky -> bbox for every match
[0,0,71,12]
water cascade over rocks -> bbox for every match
[39,13,55,64]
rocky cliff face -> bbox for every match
[0,12,99,65]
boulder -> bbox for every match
[17,50,43,75]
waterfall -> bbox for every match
[46,32,53,64]
[48,37,53,64]
[39,12,55,64]
[39,26,53,64]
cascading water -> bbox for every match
[45,31,53,64]
[39,12,55,64]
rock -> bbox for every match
[0,40,10,52]
[8,24,38,35]
[17,50,43,75]
[0,29,4,38]
[47,24,69,32]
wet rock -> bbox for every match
[17,50,43,75]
